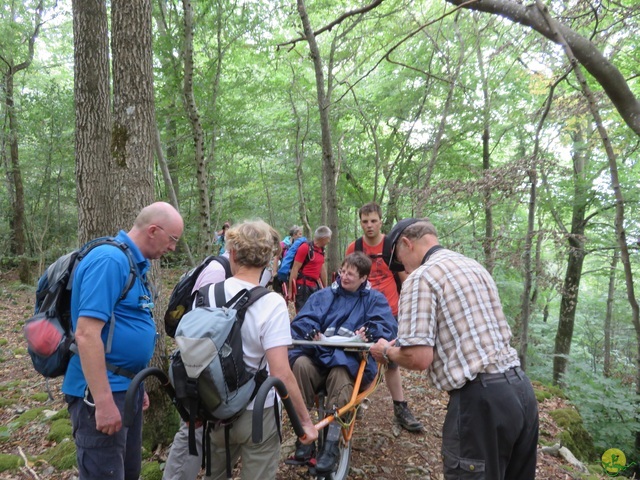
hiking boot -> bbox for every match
[316,424,341,473]
[394,402,424,433]
[316,440,340,472]
[294,440,316,462]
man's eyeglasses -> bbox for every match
[156,225,180,243]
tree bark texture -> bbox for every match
[182,0,212,254]
[552,129,587,385]
[111,0,155,227]
[603,249,618,378]
[73,0,113,242]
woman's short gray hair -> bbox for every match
[225,220,281,268]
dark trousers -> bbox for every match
[294,283,318,312]
[442,368,539,480]
[67,386,144,480]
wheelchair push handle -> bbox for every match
[123,367,190,427]
[252,376,306,443]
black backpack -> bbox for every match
[23,237,141,379]
[164,255,232,337]
[354,236,403,293]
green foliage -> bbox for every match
[564,360,640,457]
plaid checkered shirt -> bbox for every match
[395,248,520,392]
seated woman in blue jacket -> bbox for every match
[289,251,397,474]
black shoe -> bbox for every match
[316,440,340,473]
[394,402,424,432]
[294,440,316,462]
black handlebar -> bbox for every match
[123,367,190,427]
[251,376,306,443]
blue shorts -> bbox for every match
[67,385,144,480]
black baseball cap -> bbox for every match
[385,218,420,271]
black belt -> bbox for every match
[468,366,524,386]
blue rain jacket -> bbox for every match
[289,278,397,385]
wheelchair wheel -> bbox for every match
[332,437,351,480]
[315,392,352,480]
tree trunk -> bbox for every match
[475,27,495,275]
[154,126,194,265]
[112,0,166,447]
[111,0,155,225]
[73,0,113,242]
[603,249,618,378]
[297,0,340,275]
[519,163,536,371]
[552,127,587,385]
[181,0,211,255]
[5,73,27,255]
[289,87,311,235]
[2,0,44,283]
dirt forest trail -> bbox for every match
[0,268,611,479]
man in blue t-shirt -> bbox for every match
[62,202,184,480]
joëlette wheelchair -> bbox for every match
[123,339,383,480]
[266,339,385,480]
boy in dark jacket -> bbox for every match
[289,252,397,474]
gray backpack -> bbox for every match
[169,280,271,476]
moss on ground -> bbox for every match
[30,392,49,402]
[0,453,23,472]
[47,418,72,443]
[14,406,46,428]
[533,381,566,402]
[140,460,163,480]
[549,407,596,461]
[40,438,76,470]
[48,409,70,422]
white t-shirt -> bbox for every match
[201,277,291,408]
[192,254,229,293]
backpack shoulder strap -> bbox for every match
[354,237,363,252]
[195,284,212,308]
[381,234,393,267]
[213,255,232,278]
[235,286,271,324]
[75,237,141,300]
[302,241,316,266]
[213,279,251,309]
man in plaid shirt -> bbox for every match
[370,217,539,480]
